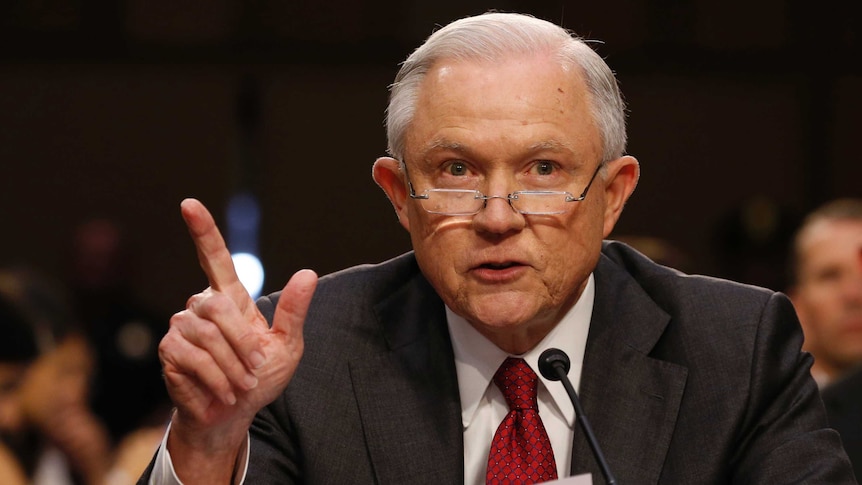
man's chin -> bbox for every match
[459,293,546,329]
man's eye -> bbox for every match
[448,162,468,176]
[535,161,555,175]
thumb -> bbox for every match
[272,269,318,337]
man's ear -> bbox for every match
[601,155,640,237]
[372,157,411,231]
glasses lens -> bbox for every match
[422,190,482,215]
[512,192,571,215]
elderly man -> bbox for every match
[142,12,854,485]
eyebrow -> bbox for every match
[527,140,576,153]
[423,139,465,154]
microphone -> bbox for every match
[538,348,617,485]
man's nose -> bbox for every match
[472,193,525,234]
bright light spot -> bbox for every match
[231,252,265,300]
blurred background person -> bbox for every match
[0,266,112,485]
[787,198,862,387]
[818,225,862,480]
[0,265,166,485]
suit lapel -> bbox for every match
[349,271,464,484]
[571,254,688,484]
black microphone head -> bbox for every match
[538,348,571,381]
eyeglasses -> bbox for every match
[405,163,603,216]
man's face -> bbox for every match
[375,54,638,352]
[793,219,862,374]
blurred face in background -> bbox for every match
[0,337,93,436]
[791,218,862,380]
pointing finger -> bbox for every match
[181,198,243,295]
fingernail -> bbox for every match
[225,392,237,405]
[249,351,265,369]
[244,374,259,389]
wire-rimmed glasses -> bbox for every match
[405,163,603,216]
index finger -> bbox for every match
[180,198,241,293]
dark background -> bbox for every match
[1,0,860,316]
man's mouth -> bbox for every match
[481,262,519,270]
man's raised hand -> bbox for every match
[158,198,317,474]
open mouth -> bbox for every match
[480,261,519,269]
[470,260,528,282]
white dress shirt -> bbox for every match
[150,274,594,485]
[449,274,593,485]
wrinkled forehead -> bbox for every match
[405,55,600,154]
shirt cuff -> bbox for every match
[149,422,251,485]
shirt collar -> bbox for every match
[447,273,595,429]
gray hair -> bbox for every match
[386,12,627,163]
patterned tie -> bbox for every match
[486,357,558,484]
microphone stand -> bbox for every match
[539,348,617,485]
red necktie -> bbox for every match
[486,357,558,484]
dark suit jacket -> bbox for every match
[823,366,862,481]
[144,241,856,484]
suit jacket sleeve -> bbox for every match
[729,292,853,483]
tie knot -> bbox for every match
[493,357,539,411]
